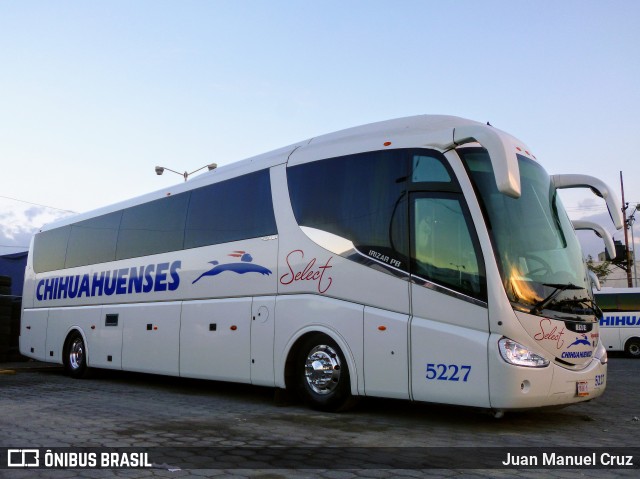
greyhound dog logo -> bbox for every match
[192,251,272,284]
[567,334,591,348]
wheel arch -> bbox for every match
[623,336,640,358]
[281,326,360,396]
[62,326,90,366]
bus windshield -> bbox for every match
[459,148,595,321]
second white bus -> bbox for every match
[595,288,640,357]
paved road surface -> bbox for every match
[1,356,639,478]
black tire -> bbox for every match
[625,338,640,358]
[295,334,354,412]
[63,331,90,378]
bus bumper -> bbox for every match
[489,349,607,410]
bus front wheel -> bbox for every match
[625,338,640,358]
[64,331,90,378]
[295,335,354,412]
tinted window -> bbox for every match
[33,226,71,273]
[288,150,410,269]
[33,169,279,272]
[595,293,640,312]
[116,193,190,260]
[185,170,277,248]
[411,194,485,299]
[595,293,617,312]
[412,154,451,183]
[65,211,122,268]
[616,293,640,312]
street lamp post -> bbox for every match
[628,204,640,287]
[155,163,218,181]
[621,172,633,287]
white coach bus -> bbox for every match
[21,115,619,413]
[594,288,640,358]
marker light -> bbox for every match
[498,337,549,368]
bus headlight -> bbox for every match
[498,337,550,368]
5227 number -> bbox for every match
[595,374,605,387]
[426,363,471,382]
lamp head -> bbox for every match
[207,163,218,171]
[155,166,164,176]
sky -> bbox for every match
[1,0,639,262]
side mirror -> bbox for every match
[551,174,623,230]
[572,220,616,259]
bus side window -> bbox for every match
[595,293,618,312]
[288,149,410,270]
[66,211,122,268]
[412,155,451,183]
[116,193,190,260]
[33,226,71,273]
[411,195,485,299]
[618,293,640,312]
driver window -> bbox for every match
[412,196,484,299]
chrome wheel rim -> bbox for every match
[69,337,85,370]
[304,345,341,395]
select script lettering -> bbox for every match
[534,318,566,349]
[280,249,333,294]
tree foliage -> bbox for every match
[586,255,612,282]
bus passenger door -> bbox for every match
[250,296,276,386]
[408,192,490,407]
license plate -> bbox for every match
[577,381,589,397]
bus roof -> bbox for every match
[596,287,640,294]
[39,115,530,232]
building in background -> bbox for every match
[596,242,637,288]
[0,251,27,362]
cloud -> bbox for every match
[0,199,73,255]
[577,197,599,209]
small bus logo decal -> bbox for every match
[192,251,272,284]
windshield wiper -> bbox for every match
[555,297,603,319]
[529,283,583,315]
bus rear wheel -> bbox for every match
[295,335,354,412]
[625,338,640,358]
[64,331,90,378]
